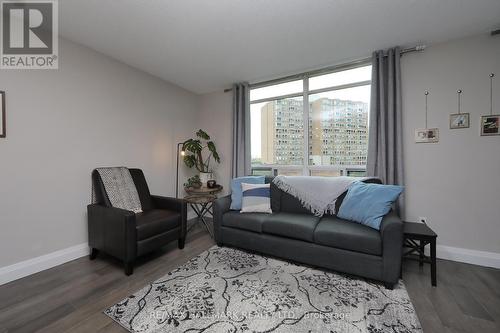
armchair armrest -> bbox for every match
[213,195,231,245]
[87,204,136,262]
[151,195,185,212]
[151,195,187,239]
[379,210,403,284]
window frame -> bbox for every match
[249,61,372,177]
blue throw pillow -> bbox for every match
[338,182,403,230]
[230,176,265,210]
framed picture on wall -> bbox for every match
[415,128,439,143]
[0,91,5,138]
[449,113,470,129]
[480,115,500,136]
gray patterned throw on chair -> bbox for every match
[91,167,143,213]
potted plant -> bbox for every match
[184,175,202,189]
[182,129,220,186]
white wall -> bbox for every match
[198,92,233,196]
[402,34,500,254]
[2,33,498,277]
[198,34,500,257]
[0,38,199,268]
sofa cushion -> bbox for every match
[262,213,320,242]
[272,177,382,215]
[136,209,180,240]
[222,211,269,233]
[314,216,382,255]
[269,180,281,213]
[279,192,312,215]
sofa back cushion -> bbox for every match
[279,191,313,214]
[269,179,281,213]
[266,175,315,215]
[266,176,382,216]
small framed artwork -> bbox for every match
[480,115,500,136]
[449,113,470,129]
[0,91,5,138]
[415,128,439,143]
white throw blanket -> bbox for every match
[273,176,363,216]
[91,167,143,213]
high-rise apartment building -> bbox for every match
[260,97,368,166]
[260,98,304,165]
[309,97,368,166]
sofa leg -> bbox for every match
[216,241,223,247]
[124,262,134,276]
[89,248,99,260]
[178,237,186,249]
[384,282,394,290]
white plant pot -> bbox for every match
[199,172,213,186]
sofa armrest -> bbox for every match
[213,195,231,245]
[379,210,403,284]
[87,204,137,262]
[151,196,187,238]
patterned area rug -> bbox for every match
[105,246,422,333]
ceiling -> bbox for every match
[60,0,500,94]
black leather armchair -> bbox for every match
[87,168,187,275]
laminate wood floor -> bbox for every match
[1,221,499,333]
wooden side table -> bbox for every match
[402,222,438,286]
[185,185,223,196]
[184,185,223,238]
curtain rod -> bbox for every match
[224,45,426,92]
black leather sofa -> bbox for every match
[213,177,403,288]
[88,168,187,275]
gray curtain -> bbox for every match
[367,47,404,215]
[232,82,251,178]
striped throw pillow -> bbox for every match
[240,183,272,213]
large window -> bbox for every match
[250,64,371,176]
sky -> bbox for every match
[250,65,371,101]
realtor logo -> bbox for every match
[1,0,58,69]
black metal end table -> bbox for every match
[402,221,438,286]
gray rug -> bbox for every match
[105,246,422,332]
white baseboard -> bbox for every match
[425,245,500,269]
[0,243,89,286]
[2,240,498,286]
[1,213,198,285]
